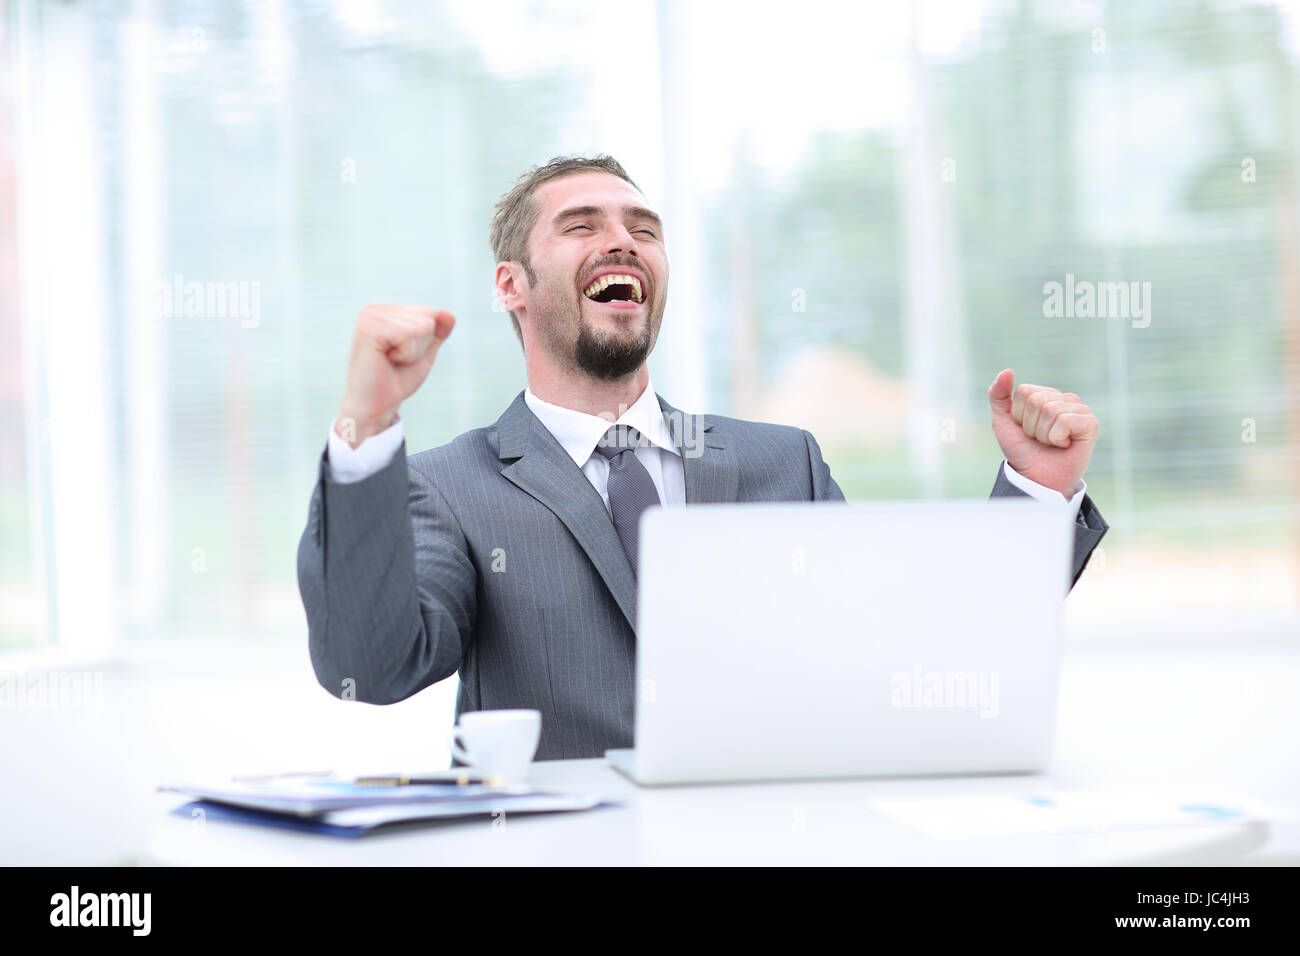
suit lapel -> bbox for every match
[496,391,638,629]
[655,393,735,504]
[493,389,736,632]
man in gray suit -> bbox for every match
[297,155,1107,761]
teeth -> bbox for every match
[583,273,644,303]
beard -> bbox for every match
[573,302,655,380]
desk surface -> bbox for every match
[4,644,1294,866]
[137,644,1300,866]
[148,758,1277,866]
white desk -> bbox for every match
[146,757,1285,866]
[140,643,1300,865]
[3,642,1294,866]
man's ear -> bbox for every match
[495,261,526,313]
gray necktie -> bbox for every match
[592,425,661,578]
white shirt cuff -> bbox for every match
[327,417,404,484]
[1001,460,1086,523]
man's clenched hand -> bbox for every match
[987,368,1099,498]
[336,305,455,448]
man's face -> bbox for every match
[515,171,668,380]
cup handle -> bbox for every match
[448,728,473,766]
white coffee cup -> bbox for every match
[448,709,541,783]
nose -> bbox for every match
[599,219,640,257]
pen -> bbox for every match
[354,771,500,787]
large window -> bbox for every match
[5,0,1297,654]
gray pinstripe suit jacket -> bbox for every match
[297,390,1107,761]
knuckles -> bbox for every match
[357,304,437,340]
[1003,382,1101,445]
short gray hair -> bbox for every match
[490,154,641,347]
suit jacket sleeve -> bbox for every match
[296,440,477,704]
[988,466,1108,589]
[802,429,846,502]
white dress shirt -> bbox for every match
[325,382,1085,520]
[520,378,685,510]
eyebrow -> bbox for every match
[552,204,663,230]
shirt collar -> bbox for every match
[524,375,681,469]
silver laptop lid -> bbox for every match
[632,498,1073,784]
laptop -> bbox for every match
[605,497,1074,785]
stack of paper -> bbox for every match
[159,775,614,838]
[867,786,1287,839]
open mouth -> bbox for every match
[582,273,644,305]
